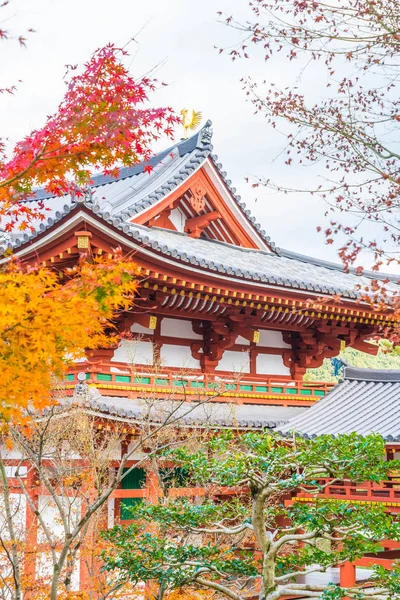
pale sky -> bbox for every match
[0,0,376,263]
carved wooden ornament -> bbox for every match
[190,183,206,212]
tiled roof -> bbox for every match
[4,120,398,299]
[126,224,398,299]
[59,387,305,429]
[5,121,276,252]
[279,364,400,441]
[7,202,397,299]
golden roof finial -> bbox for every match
[180,109,202,139]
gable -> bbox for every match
[2,121,276,255]
[130,157,271,251]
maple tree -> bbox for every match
[0,3,179,424]
[0,15,178,229]
[0,254,140,425]
[219,0,400,278]
[103,431,400,600]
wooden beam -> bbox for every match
[184,211,221,238]
[133,314,158,330]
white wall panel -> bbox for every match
[160,344,201,369]
[216,351,250,373]
[1,444,23,459]
[0,494,26,540]
[4,466,27,477]
[111,340,154,365]
[108,497,115,529]
[37,552,80,590]
[130,322,154,334]
[38,496,81,544]
[169,208,186,232]
[256,354,290,376]
[257,330,291,348]
[126,442,147,460]
[161,318,202,339]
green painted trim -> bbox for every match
[134,376,151,384]
[96,373,112,381]
[191,381,205,388]
[300,389,312,396]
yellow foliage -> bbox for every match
[167,589,214,600]
[59,593,89,600]
[0,250,138,426]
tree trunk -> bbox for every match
[251,488,277,600]
[260,553,277,600]
[50,564,61,600]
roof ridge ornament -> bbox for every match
[180,109,203,139]
[200,119,213,147]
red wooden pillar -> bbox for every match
[340,561,356,588]
[24,470,38,595]
[147,470,161,504]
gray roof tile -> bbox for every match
[5,121,276,252]
[66,391,306,429]
[123,223,397,299]
[3,121,398,300]
[280,364,400,441]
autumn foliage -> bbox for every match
[0,8,181,425]
[0,252,140,425]
[0,42,178,230]
[220,0,400,275]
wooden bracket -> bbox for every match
[236,327,260,344]
[184,211,221,238]
[148,209,177,231]
[191,319,239,372]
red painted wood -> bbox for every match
[340,562,356,588]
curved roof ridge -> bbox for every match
[344,363,400,383]
[7,120,280,253]
[28,123,213,202]
[279,248,399,283]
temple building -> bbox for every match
[3,121,396,415]
[2,121,399,593]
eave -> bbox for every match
[5,203,397,332]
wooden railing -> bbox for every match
[111,486,237,500]
[291,478,400,507]
[65,363,334,405]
